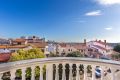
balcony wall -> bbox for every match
[0,57,120,80]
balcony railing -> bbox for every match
[0,57,120,80]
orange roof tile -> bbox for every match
[7,45,28,48]
[59,43,67,47]
[0,45,7,49]
[13,39,26,42]
[0,45,28,49]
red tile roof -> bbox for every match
[13,39,26,42]
[7,45,28,48]
[0,45,28,49]
[0,53,11,62]
[72,43,86,49]
[59,43,67,47]
[0,45,7,48]
[59,43,87,49]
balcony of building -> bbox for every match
[0,57,120,80]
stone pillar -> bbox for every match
[101,66,104,80]
[0,73,3,80]
[39,65,43,80]
[92,65,96,80]
[10,69,16,80]
[22,68,26,80]
[46,64,53,80]
[55,64,59,80]
[76,64,80,80]
[84,65,87,80]
[62,63,66,80]
[31,66,36,80]
[46,65,48,80]
[69,63,73,80]
[111,68,116,80]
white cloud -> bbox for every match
[85,10,102,16]
[104,27,113,30]
[95,0,120,5]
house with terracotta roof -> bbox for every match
[26,36,46,52]
[11,39,27,45]
[9,36,46,52]
[44,42,76,56]
[71,43,87,54]
[57,43,69,55]
[44,39,87,56]
[52,40,87,56]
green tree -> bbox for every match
[49,52,59,57]
[111,53,120,60]
[10,48,45,61]
[114,45,120,53]
[66,51,83,57]
[7,48,46,80]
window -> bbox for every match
[81,50,83,52]
[68,49,70,51]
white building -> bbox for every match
[45,43,57,55]
[86,40,113,57]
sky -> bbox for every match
[0,0,120,42]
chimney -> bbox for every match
[99,40,101,42]
[104,40,106,43]
[104,40,107,47]
[95,39,97,42]
[84,39,86,44]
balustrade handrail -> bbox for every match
[0,57,120,73]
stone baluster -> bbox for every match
[111,68,116,80]
[49,64,53,80]
[55,64,59,80]
[76,64,80,80]
[22,68,26,80]
[62,63,66,80]
[31,66,36,80]
[0,73,3,80]
[46,64,53,80]
[101,66,104,80]
[39,65,43,80]
[69,63,73,80]
[10,69,16,80]
[83,64,87,80]
[46,64,48,80]
[92,65,96,80]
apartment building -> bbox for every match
[86,40,113,58]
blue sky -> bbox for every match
[0,0,120,42]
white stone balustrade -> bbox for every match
[0,57,120,80]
